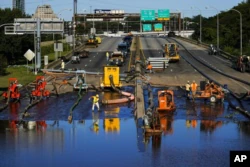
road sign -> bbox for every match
[157,9,170,21]
[143,24,152,31]
[24,49,35,61]
[141,10,155,21]
[154,23,163,31]
[54,43,63,52]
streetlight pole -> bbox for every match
[207,6,219,51]
[230,8,242,55]
[191,7,202,43]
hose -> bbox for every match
[146,84,154,114]
[225,93,250,119]
[22,93,43,118]
[102,75,135,104]
[68,84,84,123]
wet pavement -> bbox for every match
[0,86,250,167]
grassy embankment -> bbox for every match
[0,41,72,94]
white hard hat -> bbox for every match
[96,94,99,97]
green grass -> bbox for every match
[0,66,38,92]
[44,50,72,62]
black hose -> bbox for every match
[225,93,250,119]
[146,84,154,114]
[125,74,138,83]
[68,84,84,123]
[109,75,121,94]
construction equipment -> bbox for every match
[100,66,122,88]
[232,55,250,73]
[164,43,180,62]
[73,73,88,91]
[123,35,132,46]
[109,51,124,66]
[117,42,130,58]
[85,33,98,48]
[95,36,102,44]
[157,90,176,113]
[2,78,21,102]
[31,76,50,99]
[71,52,80,64]
[76,50,89,58]
[190,81,225,103]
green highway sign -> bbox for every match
[143,24,152,31]
[141,10,155,21]
[157,9,170,20]
[154,23,163,31]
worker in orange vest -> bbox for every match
[190,80,198,97]
[146,62,153,73]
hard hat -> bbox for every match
[187,81,189,83]
[96,94,99,97]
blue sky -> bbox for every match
[0,0,245,21]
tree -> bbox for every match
[0,8,34,71]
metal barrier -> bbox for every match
[147,57,169,69]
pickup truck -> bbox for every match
[109,51,124,66]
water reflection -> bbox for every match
[9,102,20,120]
[200,103,224,118]
[104,107,120,133]
[159,112,174,135]
[91,111,100,133]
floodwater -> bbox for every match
[0,86,250,167]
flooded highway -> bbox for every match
[0,86,250,167]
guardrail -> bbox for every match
[45,43,87,69]
[176,36,237,61]
[147,57,169,69]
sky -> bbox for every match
[0,0,245,21]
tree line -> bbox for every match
[191,1,250,56]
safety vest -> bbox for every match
[191,83,198,91]
[61,62,65,68]
[92,96,99,103]
[106,52,109,57]
[185,83,191,91]
[147,64,152,70]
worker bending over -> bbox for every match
[89,94,100,111]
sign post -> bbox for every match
[24,49,35,74]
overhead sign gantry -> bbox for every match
[5,18,64,74]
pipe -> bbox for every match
[102,75,135,104]
[102,91,135,104]
[225,93,250,119]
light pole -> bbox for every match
[230,8,242,55]
[206,6,219,51]
[191,6,202,43]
